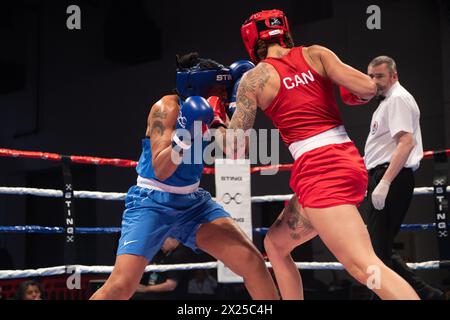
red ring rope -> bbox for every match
[1,148,448,174]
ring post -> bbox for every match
[215,158,252,283]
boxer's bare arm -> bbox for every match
[308,45,376,100]
[229,64,272,131]
[225,66,264,158]
[146,95,180,180]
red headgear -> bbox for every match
[241,9,291,63]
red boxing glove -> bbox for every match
[207,96,227,128]
[339,86,369,106]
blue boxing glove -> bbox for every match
[230,60,256,82]
[172,96,214,150]
[228,60,255,117]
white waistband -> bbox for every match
[137,176,199,194]
[288,125,351,160]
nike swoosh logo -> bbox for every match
[123,240,138,246]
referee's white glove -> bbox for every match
[371,179,391,210]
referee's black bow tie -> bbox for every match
[376,95,386,104]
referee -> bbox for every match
[364,56,444,300]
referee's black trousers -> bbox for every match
[366,164,443,299]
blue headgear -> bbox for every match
[176,59,232,100]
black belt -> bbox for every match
[368,163,412,175]
[368,163,389,175]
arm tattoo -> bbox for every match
[229,64,272,131]
[151,120,165,137]
[152,109,167,119]
[229,74,254,131]
[229,102,257,131]
[256,63,271,90]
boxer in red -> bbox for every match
[229,9,419,300]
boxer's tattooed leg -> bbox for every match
[286,199,314,240]
[291,232,301,240]
[286,201,299,240]
[297,211,314,232]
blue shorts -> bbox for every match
[116,185,230,261]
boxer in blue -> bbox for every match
[90,53,278,300]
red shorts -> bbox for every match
[289,142,368,208]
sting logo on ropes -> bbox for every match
[62,156,76,265]
[434,178,448,239]
[433,150,450,260]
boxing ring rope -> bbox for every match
[1,186,447,232]
[1,147,449,282]
[2,147,449,171]
[0,186,448,201]
[1,261,446,280]
[0,148,138,168]
[1,223,448,234]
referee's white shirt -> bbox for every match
[364,81,423,171]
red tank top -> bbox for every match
[262,46,343,145]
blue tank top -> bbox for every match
[136,138,205,187]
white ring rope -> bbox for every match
[0,186,448,202]
[0,261,442,280]
[0,187,126,201]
